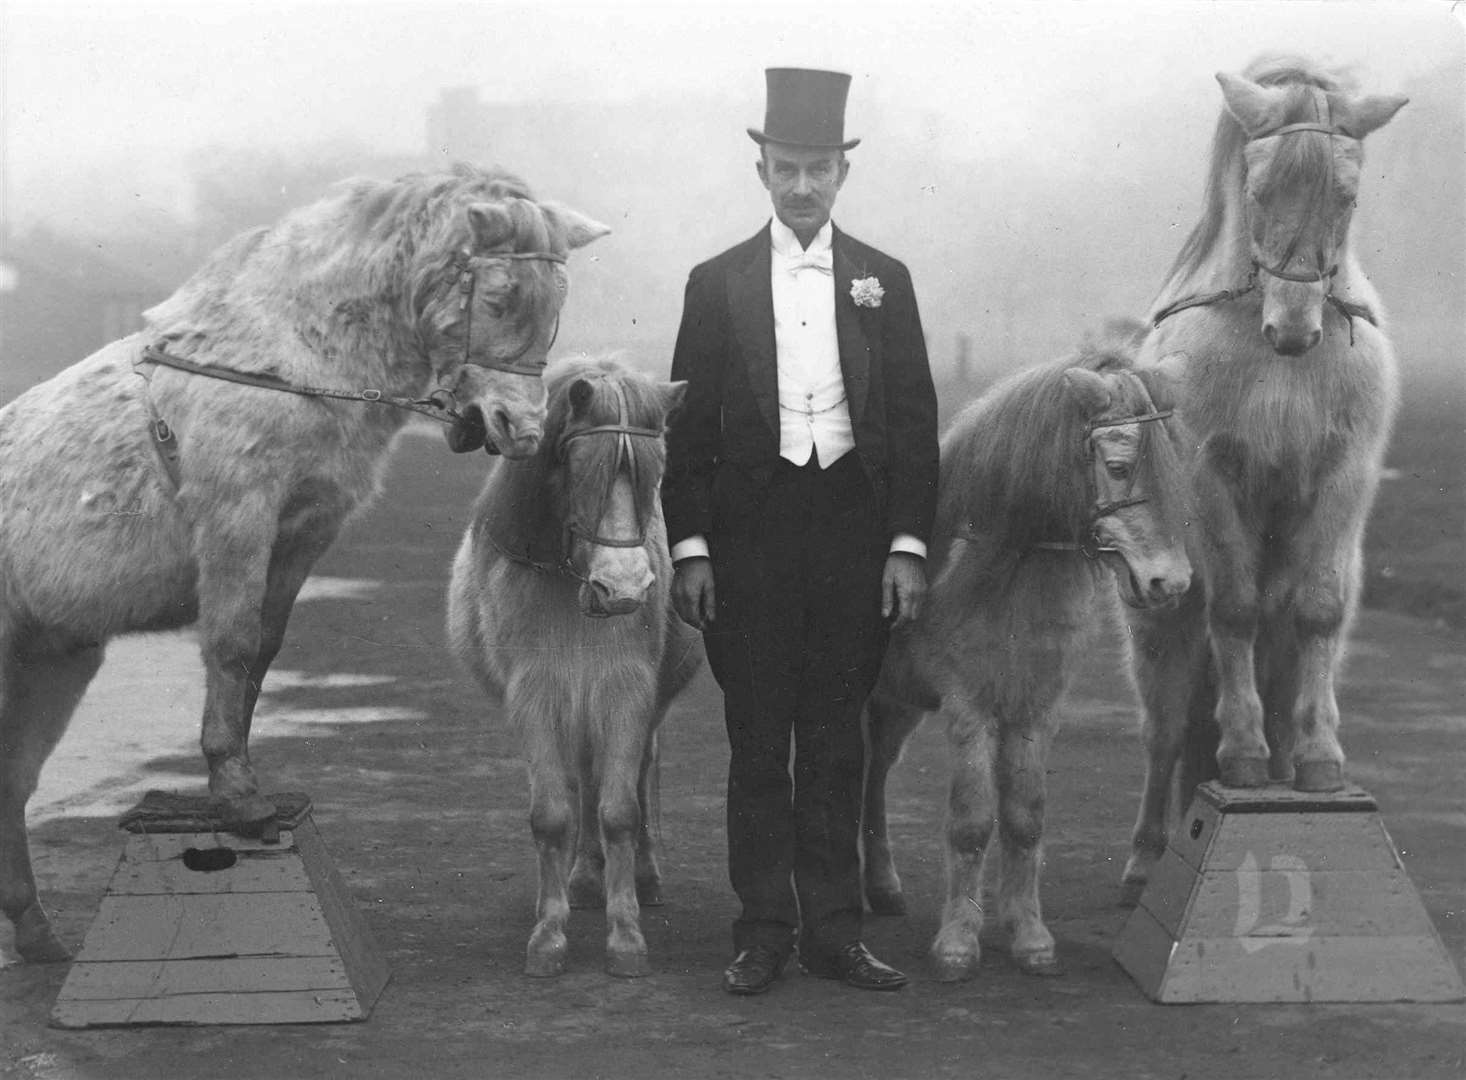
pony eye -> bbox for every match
[1106,462,1133,481]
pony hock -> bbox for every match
[860,344,1192,981]
[447,358,702,978]
[0,163,609,964]
[1120,55,1406,901]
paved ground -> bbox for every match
[3,434,1463,1080]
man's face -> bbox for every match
[756,144,849,243]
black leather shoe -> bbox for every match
[722,945,788,995]
[799,941,909,991]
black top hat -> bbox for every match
[747,67,861,151]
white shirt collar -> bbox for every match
[770,217,833,258]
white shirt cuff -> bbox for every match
[671,535,711,563]
[889,534,927,559]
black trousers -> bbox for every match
[704,449,890,956]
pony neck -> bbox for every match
[480,453,565,562]
[145,203,431,401]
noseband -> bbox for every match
[1030,406,1173,560]
[1152,89,1377,339]
[452,248,567,377]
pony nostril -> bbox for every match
[1262,323,1278,347]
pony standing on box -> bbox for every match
[447,357,700,977]
[1120,56,1408,899]
[861,346,1192,980]
[0,164,609,963]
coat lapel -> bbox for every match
[726,226,779,439]
[832,227,871,424]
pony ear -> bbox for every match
[568,378,595,418]
[540,201,612,250]
[660,380,688,423]
[1216,72,1290,137]
[466,202,516,250]
[1335,92,1409,139]
[1061,367,1110,414]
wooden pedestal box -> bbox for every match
[52,792,389,1027]
[1113,781,1464,1004]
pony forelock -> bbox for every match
[544,357,670,530]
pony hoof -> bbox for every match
[568,878,605,910]
[606,951,651,978]
[1294,761,1345,793]
[1218,757,1270,788]
[220,794,277,830]
[931,953,979,983]
[635,881,665,908]
[525,947,568,978]
[1013,951,1064,977]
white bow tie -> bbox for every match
[781,248,833,275]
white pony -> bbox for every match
[1121,55,1407,898]
[0,164,609,962]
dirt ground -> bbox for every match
[2,435,1463,1080]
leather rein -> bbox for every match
[132,248,567,485]
[1151,94,1377,341]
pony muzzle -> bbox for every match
[579,560,655,618]
[1260,272,1327,356]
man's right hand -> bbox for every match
[671,557,716,630]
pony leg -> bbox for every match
[192,499,281,821]
[1255,612,1302,783]
[239,520,346,739]
[598,700,656,978]
[633,727,663,908]
[861,686,925,916]
[930,711,997,982]
[567,764,605,910]
[1280,519,1367,792]
[995,720,1061,975]
[0,636,106,963]
[1191,444,1270,788]
[1121,592,1210,902]
[523,740,576,978]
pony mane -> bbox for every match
[1152,53,1356,313]
[143,162,553,375]
[936,345,1159,560]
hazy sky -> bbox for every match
[2,0,1461,227]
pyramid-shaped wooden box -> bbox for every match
[1113,781,1464,1003]
[52,792,389,1027]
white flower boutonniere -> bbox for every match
[850,275,884,309]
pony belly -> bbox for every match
[0,353,200,637]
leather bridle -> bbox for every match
[491,381,662,581]
[450,248,566,376]
[1029,407,1174,559]
[1152,88,1376,339]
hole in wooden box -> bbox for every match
[182,847,239,872]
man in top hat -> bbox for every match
[663,67,939,994]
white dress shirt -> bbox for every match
[770,219,856,470]
[671,219,925,564]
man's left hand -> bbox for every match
[881,551,927,629]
